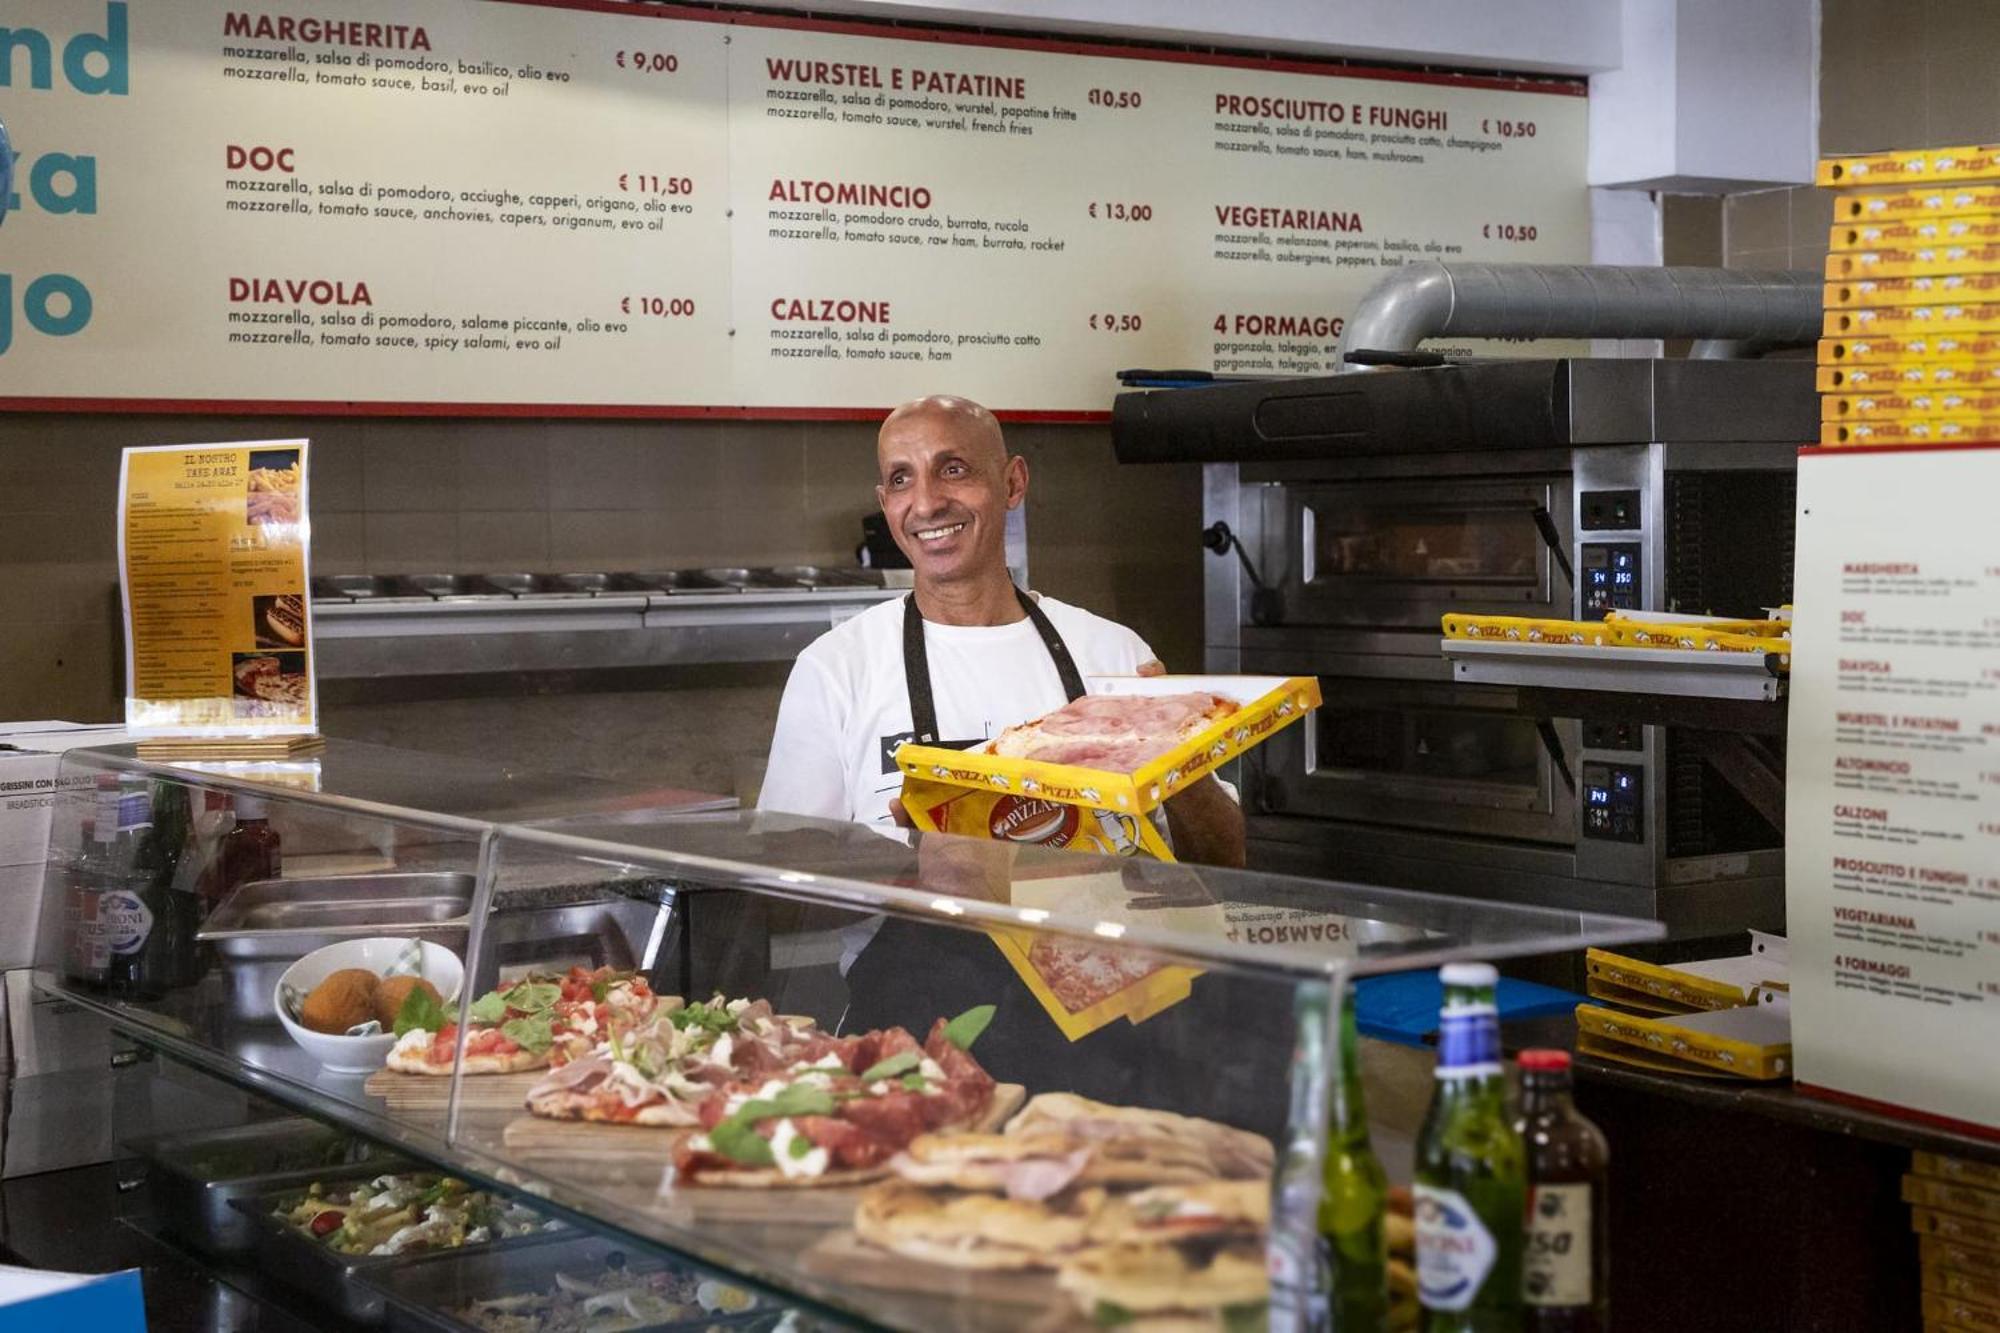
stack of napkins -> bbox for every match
[1575,935,1792,1081]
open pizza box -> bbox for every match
[894,675,1320,861]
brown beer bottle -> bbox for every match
[1514,1049,1609,1330]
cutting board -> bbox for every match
[800,1229,1065,1308]
[363,1069,543,1112]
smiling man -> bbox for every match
[758,394,1244,866]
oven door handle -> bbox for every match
[1530,505,1576,592]
[1534,717,1577,797]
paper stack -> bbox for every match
[1817,144,2000,448]
[1574,935,1792,1081]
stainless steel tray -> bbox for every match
[201,873,475,945]
[766,564,876,590]
[313,575,405,601]
[234,1174,569,1324]
[365,1235,774,1333]
[630,570,738,595]
[125,1120,405,1259]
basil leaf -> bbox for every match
[861,1050,920,1083]
[1092,1301,1135,1327]
[393,985,449,1037]
[709,1117,775,1167]
[942,1004,996,1051]
[786,1132,813,1160]
[900,1072,929,1092]
[505,981,561,1014]
[671,1002,736,1034]
[592,979,610,1004]
[467,990,508,1025]
[1221,1304,1268,1333]
[501,1014,555,1054]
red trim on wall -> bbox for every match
[0,396,1109,424]
[1795,1082,2000,1145]
[491,0,1590,97]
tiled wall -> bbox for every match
[1718,0,2000,274]
[0,413,1200,789]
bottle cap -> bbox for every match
[235,794,269,820]
[1517,1048,1572,1071]
[1439,962,1498,988]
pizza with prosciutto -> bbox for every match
[385,966,664,1076]
[671,1007,1000,1188]
[987,691,1238,772]
[524,996,825,1127]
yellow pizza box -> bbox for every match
[1603,620,1792,666]
[1818,363,2000,392]
[1585,944,1785,1012]
[1824,390,2000,420]
[1819,144,2000,188]
[897,674,1319,831]
[1827,272,2000,308]
[1834,214,2000,251]
[1908,1175,2000,1224]
[1838,186,2000,223]
[1925,1236,2000,1279]
[1929,1269,2000,1319]
[983,921,1198,1042]
[1926,1297,2000,1333]
[1574,1030,1737,1078]
[1440,614,1615,647]
[1824,303,2000,336]
[1585,977,1699,1016]
[1822,417,2000,447]
[1573,1002,1792,1080]
[1829,243,2000,279]
[1821,332,2000,363]
[1919,1154,2000,1193]
[1918,1207,2000,1254]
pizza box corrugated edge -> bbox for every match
[1572,1003,1792,1081]
[1584,948,1758,1011]
[894,676,1321,816]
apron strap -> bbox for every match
[903,586,1085,744]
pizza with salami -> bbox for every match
[987,691,1238,772]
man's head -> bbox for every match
[876,395,1027,591]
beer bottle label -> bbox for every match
[1414,1183,1498,1312]
[101,890,154,956]
[1524,1183,1592,1307]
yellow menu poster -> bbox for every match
[118,441,315,736]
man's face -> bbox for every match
[876,411,1026,587]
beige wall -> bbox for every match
[1712,0,2000,274]
[0,413,1199,790]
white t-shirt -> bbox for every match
[758,594,1156,825]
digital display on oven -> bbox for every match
[1581,761,1643,843]
[1580,541,1641,620]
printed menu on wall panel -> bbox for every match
[2,1,1585,415]
[119,441,317,737]
[1786,446,2000,1132]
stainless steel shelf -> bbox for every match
[1442,638,1786,702]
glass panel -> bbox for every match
[1310,498,1545,588]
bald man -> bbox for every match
[759,395,1245,866]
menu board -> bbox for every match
[1786,445,2000,1132]
[119,441,317,737]
[0,0,1587,417]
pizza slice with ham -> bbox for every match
[987,691,1238,772]
[384,966,663,1076]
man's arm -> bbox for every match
[1137,659,1248,868]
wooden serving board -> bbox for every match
[800,1229,1064,1308]
[501,1115,689,1159]
[363,1069,544,1112]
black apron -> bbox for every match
[841,589,1287,1138]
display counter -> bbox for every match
[19,742,1660,1330]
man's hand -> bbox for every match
[1163,773,1246,869]
[1137,659,1167,677]
[888,797,915,829]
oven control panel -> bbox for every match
[1580,542,1641,619]
[1581,761,1644,843]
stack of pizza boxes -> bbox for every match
[1905,1151,2000,1332]
[1818,144,2000,448]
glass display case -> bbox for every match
[24,742,1660,1331]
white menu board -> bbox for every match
[0,0,1587,417]
[1787,445,2000,1133]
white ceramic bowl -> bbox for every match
[274,938,463,1075]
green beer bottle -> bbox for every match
[1416,963,1525,1333]
[1320,984,1389,1329]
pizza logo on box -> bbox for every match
[987,794,1080,846]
